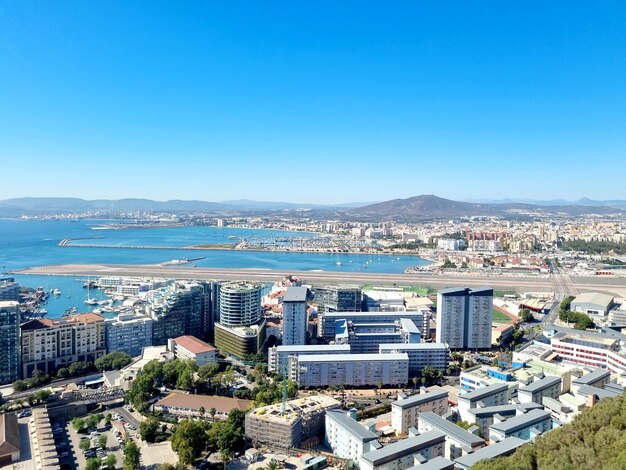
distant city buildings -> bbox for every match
[436,287,493,350]
[0,277,20,302]
[314,286,362,314]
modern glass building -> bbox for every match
[0,301,20,384]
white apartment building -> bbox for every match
[105,313,154,358]
[458,383,509,423]
[488,409,553,443]
[167,335,217,366]
[437,238,466,251]
[391,387,449,434]
[416,412,485,460]
[268,344,351,376]
[296,353,409,388]
[436,287,493,350]
[517,376,562,404]
[358,431,446,470]
[325,410,380,461]
[282,287,308,346]
[379,343,449,376]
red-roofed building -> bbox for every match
[168,335,217,366]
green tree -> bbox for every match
[105,412,113,426]
[266,460,280,470]
[12,380,27,392]
[209,407,217,421]
[72,417,86,433]
[95,351,133,371]
[33,389,51,403]
[123,439,141,470]
[56,367,69,379]
[139,416,160,443]
[85,458,101,470]
[519,308,534,323]
[98,433,108,450]
[171,419,210,465]
[79,438,91,451]
[197,362,219,383]
[104,454,117,470]
[86,414,100,430]
[412,376,419,389]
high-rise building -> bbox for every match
[105,313,154,358]
[0,277,20,302]
[282,286,308,346]
[20,313,106,378]
[436,287,493,350]
[144,281,210,345]
[214,281,266,358]
[0,301,20,385]
[314,286,362,313]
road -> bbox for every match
[12,262,626,294]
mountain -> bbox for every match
[0,197,372,216]
[466,197,626,208]
[345,195,623,221]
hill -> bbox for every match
[345,195,622,221]
[473,394,626,470]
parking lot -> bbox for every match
[65,411,137,469]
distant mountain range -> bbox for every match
[0,195,623,221]
[465,197,626,208]
[0,197,373,216]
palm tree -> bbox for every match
[209,407,217,421]
[266,460,280,470]
[198,406,205,418]
[376,380,383,397]
[411,377,419,390]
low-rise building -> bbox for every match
[570,292,614,317]
[391,388,449,435]
[466,403,543,440]
[325,409,380,461]
[0,414,19,464]
[358,431,446,470]
[167,335,217,366]
[571,368,611,395]
[296,353,409,388]
[245,395,341,448]
[268,344,351,376]
[489,409,552,443]
[154,392,251,420]
[518,375,562,404]
[454,437,526,470]
[405,456,455,470]
[458,383,509,423]
[550,331,626,374]
[416,412,485,460]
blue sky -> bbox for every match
[0,1,625,203]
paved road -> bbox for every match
[12,263,626,294]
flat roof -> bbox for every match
[468,403,543,418]
[326,410,379,442]
[360,431,446,466]
[454,437,526,469]
[275,344,351,353]
[171,335,216,354]
[418,412,484,450]
[572,292,614,308]
[576,384,622,400]
[458,383,509,402]
[392,388,449,410]
[518,375,561,394]
[156,392,252,414]
[283,286,308,302]
[572,368,611,385]
[299,353,408,362]
[489,409,551,434]
[379,343,448,351]
[323,311,423,318]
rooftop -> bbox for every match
[392,388,449,410]
[418,412,484,450]
[459,383,509,403]
[325,410,379,442]
[572,368,611,385]
[21,312,104,330]
[518,375,562,394]
[0,414,19,457]
[156,393,252,413]
[576,384,623,400]
[171,335,216,354]
[489,409,551,434]
[379,342,448,351]
[454,437,526,469]
[360,431,446,466]
[283,286,308,303]
[249,395,340,425]
[298,353,408,363]
[467,403,543,418]
[274,344,351,353]
[405,456,455,470]
[572,292,614,307]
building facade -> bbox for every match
[20,313,106,378]
[168,335,217,366]
[325,409,380,461]
[282,286,308,346]
[391,388,450,434]
[379,343,449,376]
[0,301,20,385]
[436,287,493,350]
[314,286,362,314]
[105,313,153,358]
[358,431,446,470]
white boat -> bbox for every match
[336,261,343,266]
[84,298,98,305]
[52,288,61,296]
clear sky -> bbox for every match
[0,1,625,203]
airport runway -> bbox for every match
[11,263,626,294]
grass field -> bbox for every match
[492,309,512,323]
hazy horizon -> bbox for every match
[1,2,625,203]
